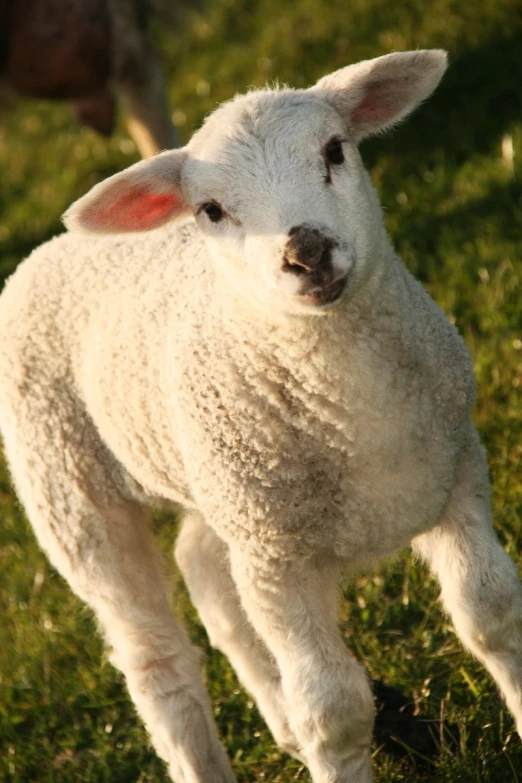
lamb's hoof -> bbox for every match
[372,680,459,759]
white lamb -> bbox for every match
[1,50,521,783]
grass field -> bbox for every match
[1,0,521,780]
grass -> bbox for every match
[0,0,521,780]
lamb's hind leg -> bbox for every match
[1,390,235,783]
[413,438,522,736]
[175,512,303,760]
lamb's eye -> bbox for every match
[325,138,345,165]
[201,202,224,223]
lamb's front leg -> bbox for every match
[175,513,303,760]
[229,547,375,783]
[413,437,522,736]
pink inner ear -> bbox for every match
[352,93,392,126]
[352,79,411,130]
[88,186,180,232]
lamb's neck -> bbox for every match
[221,257,404,368]
[210,261,410,427]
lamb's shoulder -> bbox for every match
[393,264,476,424]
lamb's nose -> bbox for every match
[283,225,333,282]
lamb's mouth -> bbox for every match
[297,274,348,307]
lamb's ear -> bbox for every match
[63,149,190,234]
[312,50,447,143]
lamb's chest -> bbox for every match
[185,343,464,562]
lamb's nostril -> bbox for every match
[282,246,332,282]
[283,226,334,279]
[282,255,316,275]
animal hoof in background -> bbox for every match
[372,680,460,759]
[73,89,116,137]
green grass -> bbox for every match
[1,0,521,780]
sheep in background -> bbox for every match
[0,0,186,156]
[1,50,521,783]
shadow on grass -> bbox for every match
[395,177,522,270]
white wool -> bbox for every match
[1,51,521,783]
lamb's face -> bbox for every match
[64,50,447,319]
[183,92,383,315]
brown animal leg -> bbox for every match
[110,0,180,157]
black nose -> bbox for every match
[283,225,333,284]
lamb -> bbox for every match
[1,50,521,783]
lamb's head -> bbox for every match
[64,50,447,316]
